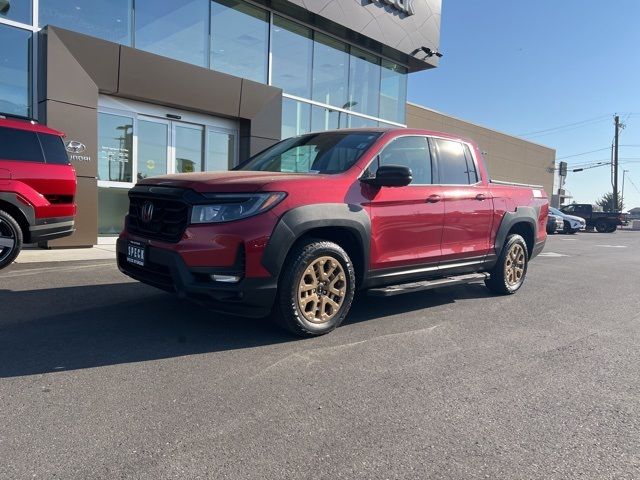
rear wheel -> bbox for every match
[595,220,608,233]
[563,221,572,234]
[0,210,23,270]
[273,239,356,337]
[605,224,617,233]
[485,234,528,295]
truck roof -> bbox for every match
[0,116,65,137]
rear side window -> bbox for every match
[38,133,70,165]
[0,126,45,162]
[463,144,479,183]
[434,138,477,185]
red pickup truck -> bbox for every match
[0,116,77,270]
[117,129,548,336]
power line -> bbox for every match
[557,145,640,160]
[517,114,611,137]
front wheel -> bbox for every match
[273,239,356,337]
[0,210,23,270]
[485,234,528,295]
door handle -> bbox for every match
[426,194,442,203]
[475,193,488,201]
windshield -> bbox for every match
[549,207,562,215]
[235,132,382,174]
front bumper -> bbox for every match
[116,238,277,318]
[29,216,75,243]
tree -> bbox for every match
[595,192,624,212]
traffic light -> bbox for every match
[559,161,567,177]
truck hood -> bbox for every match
[139,170,330,193]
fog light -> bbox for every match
[210,274,241,283]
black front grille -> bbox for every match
[127,189,189,243]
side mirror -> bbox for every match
[362,164,412,188]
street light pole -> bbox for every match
[613,115,620,211]
[621,169,629,209]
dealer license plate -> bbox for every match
[126,241,146,267]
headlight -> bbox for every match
[190,192,286,224]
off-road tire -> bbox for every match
[595,220,608,233]
[273,239,356,337]
[0,210,23,271]
[485,234,528,295]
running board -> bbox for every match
[367,273,488,297]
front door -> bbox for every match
[367,135,445,272]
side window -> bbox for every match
[463,144,479,183]
[377,136,432,184]
[0,127,45,163]
[434,138,474,185]
[38,133,70,165]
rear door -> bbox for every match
[366,135,444,272]
[432,138,494,268]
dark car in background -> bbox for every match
[546,212,563,234]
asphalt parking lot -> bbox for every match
[1,231,639,479]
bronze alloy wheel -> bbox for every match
[504,243,526,287]
[297,255,347,324]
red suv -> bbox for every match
[117,129,548,336]
[0,116,77,269]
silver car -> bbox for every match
[550,207,586,234]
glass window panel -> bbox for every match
[348,47,380,118]
[137,120,168,181]
[135,0,208,67]
[98,187,130,235]
[175,125,204,173]
[40,0,132,45]
[378,136,432,185]
[380,60,407,124]
[281,98,310,139]
[311,106,349,132]
[312,33,349,108]
[206,130,235,171]
[0,126,43,162]
[38,133,70,165]
[272,16,313,98]
[0,25,30,117]
[211,0,269,83]
[98,113,133,182]
[348,115,378,129]
[0,0,31,24]
[434,138,472,185]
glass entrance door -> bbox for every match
[97,106,238,236]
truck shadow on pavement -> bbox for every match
[0,282,490,378]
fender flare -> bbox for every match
[0,192,35,225]
[262,203,371,280]
[494,206,538,258]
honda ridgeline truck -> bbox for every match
[117,129,548,336]
[0,116,77,270]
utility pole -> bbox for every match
[613,115,620,211]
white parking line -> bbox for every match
[538,252,569,257]
[595,245,628,248]
[3,263,114,278]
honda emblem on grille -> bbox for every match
[141,201,154,223]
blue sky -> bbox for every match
[407,0,640,210]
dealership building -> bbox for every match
[0,0,554,247]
